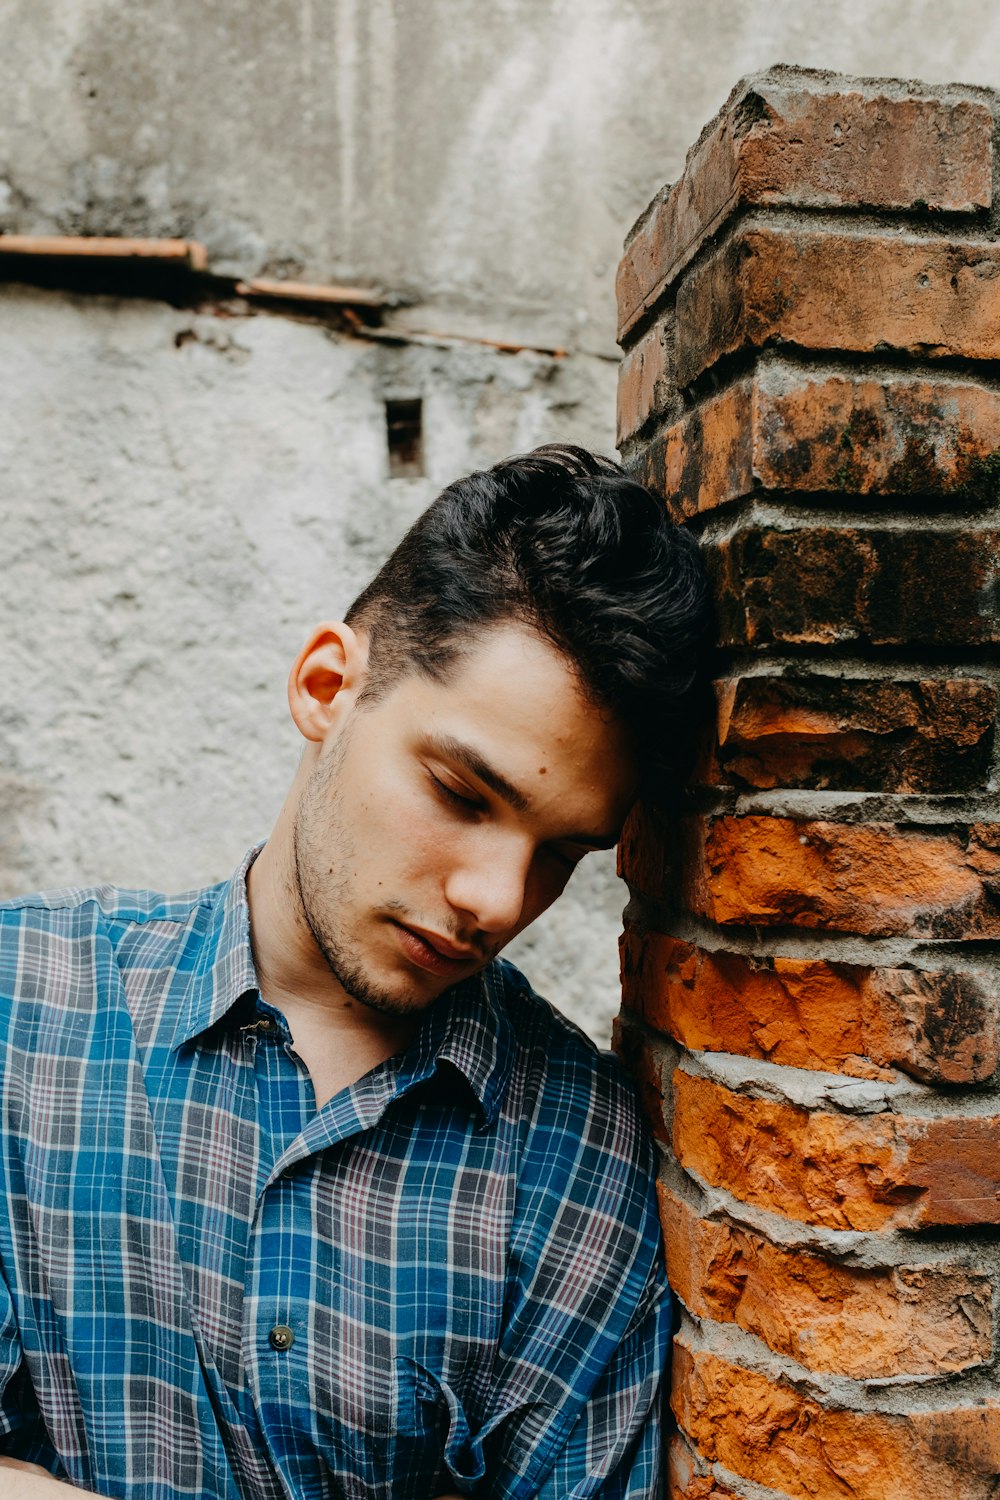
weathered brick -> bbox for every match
[616,75,992,341]
[620,62,1000,1500]
[667,1438,742,1500]
[612,1017,671,1145]
[706,675,996,794]
[660,1187,993,1378]
[620,927,998,1084]
[678,814,1000,939]
[673,1069,1000,1230]
[674,228,1000,387]
[708,526,1000,649]
[756,371,1000,501]
[616,322,674,445]
[673,1339,1000,1500]
[630,369,1000,518]
[628,379,754,521]
[617,802,677,900]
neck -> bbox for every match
[246,789,416,1098]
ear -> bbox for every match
[287,622,368,743]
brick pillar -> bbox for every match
[614,66,1000,1500]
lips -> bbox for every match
[391,921,480,976]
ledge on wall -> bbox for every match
[0,233,566,357]
[0,233,388,327]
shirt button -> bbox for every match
[268,1324,295,1352]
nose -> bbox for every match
[444,835,532,937]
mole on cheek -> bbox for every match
[538,767,547,775]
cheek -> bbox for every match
[366,773,458,873]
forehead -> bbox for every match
[364,622,638,813]
[382,622,601,725]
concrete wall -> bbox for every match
[1,283,624,1036]
[4,0,1000,1041]
[6,0,1000,352]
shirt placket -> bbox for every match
[241,1011,444,1500]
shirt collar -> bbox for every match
[171,844,262,1051]
[402,962,516,1127]
[172,847,516,1127]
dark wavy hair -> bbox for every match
[346,444,711,802]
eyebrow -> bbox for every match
[431,734,531,812]
[429,734,623,848]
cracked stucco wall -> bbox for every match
[0,284,626,1039]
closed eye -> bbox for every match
[429,771,484,814]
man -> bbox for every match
[0,446,709,1499]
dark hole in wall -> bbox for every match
[386,398,424,478]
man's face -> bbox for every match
[291,622,637,1017]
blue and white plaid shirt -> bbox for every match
[0,850,670,1499]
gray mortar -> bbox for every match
[677,1307,1000,1410]
[725,790,1000,824]
[671,1034,1000,1120]
[677,1046,932,1114]
[694,499,1000,549]
[695,652,1000,686]
[626,893,998,969]
[657,1152,1000,1282]
[706,1467,796,1500]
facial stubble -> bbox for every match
[292,729,441,1019]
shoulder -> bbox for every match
[0,877,224,1015]
[485,959,660,1251]
[481,960,667,1388]
[0,878,217,926]
[488,956,654,1164]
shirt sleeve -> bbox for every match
[0,1258,73,1479]
[531,1274,672,1500]
[0,1257,27,1443]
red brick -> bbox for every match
[673,1338,1000,1500]
[619,64,1000,1500]
[611,1018,671,1145]
[673,1070,1000,1230]
[616,76,992,341]
[708,526,1000,649]
[620,928,998,1084]
[706,675,996,794]
[674,228,1000,387]
[756,371,1000,500]
[617,802,677,899]
[616,322,674,445]
[627,379,753,519]
[678,815,1000,940]
[630,368,1000,517]
[660,1187,992,1378]
[667,1438,742,1500]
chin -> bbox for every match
[318,945,436,1018]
